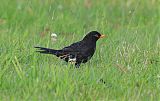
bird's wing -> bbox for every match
[62,41,83,52]
[57,41,84,63]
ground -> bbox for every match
[0,0,160,100]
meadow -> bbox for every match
[0,0,160,100]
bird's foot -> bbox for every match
[75,63,80,68]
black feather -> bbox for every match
[34,31,104,68]
[34,46,59,55]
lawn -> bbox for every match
[0,0,160,100]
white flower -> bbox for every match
[51,33,57,42]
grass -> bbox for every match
[0,0,160,100]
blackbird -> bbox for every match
[35,31,105,67]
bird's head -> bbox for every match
[83,31,105,42]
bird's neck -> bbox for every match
[82,39,97,47]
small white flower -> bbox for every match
[51,33,57,42]
[51,33,57,37]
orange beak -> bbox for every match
[99,34,105,38]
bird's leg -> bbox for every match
[75,63,81,68]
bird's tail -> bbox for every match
[34,46,60,56]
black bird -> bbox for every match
[35,31,105,67]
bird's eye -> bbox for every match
[94,34,99,38]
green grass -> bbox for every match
[0,0,160,100]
